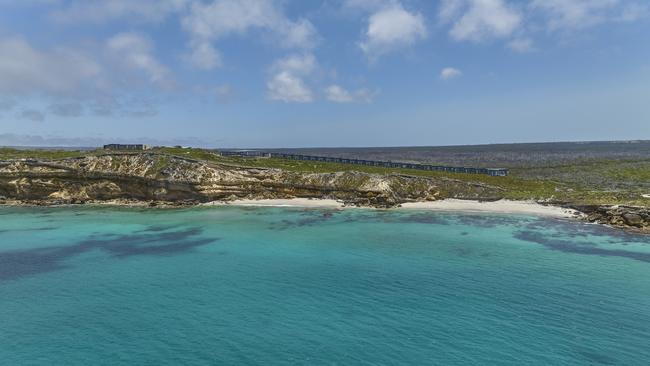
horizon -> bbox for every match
[3,138,650,151]
[1,1,650,147]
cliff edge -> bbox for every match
[0,153,501,208]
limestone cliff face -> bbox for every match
[0,154,502,207]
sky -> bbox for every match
[0,0,649,148]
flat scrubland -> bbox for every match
[2,142,650,207]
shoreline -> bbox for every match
[0,198,580,218]
[8,198,650,232]
[399,199,580,218]
[206,198,580,218]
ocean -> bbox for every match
[1,206,649,365]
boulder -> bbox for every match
[623,213,644,227]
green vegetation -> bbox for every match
[149,155,171,176]
[0,147,95,160]
[2,146,649,206]
[153,147,224,163]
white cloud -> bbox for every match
[325,85,354,102]
[360,3,427,58]
[267,72,313,103]
[267,54,316,103]
[530,0,618,30]
[0,34,175,118]
[106,33,173,89]
[440,67,462,80]
[182,0,317,70]
[325,85,375,103]
[281,19,318,49]
[186,41,222,70]
[343,0,392,12]
[439,0,522,42]
[507,37,535,53]
[50,0,190,24]
[272,53,317,75]
[0,36,102,96]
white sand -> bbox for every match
[399,199,579,218]
[203,198,346,208]
[206,198,579,217]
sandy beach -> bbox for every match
[399,199,579,218]
[208,198,579,218]
[204,198,347,208]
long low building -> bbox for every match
[219,150,509,177]
[103,144,151,151]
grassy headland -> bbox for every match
[1,146,649,207]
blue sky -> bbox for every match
[0,0,649,148]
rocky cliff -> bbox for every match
[571,204,650,233]
[0,154,502,207]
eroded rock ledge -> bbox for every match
[570,205,650,233]
[0,154,502,208]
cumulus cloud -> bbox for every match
[267,54,316,103]
[525,0,650,33]
[0,36,102,96]
[530,0,619,30]
[507,37,535,53]
[440,67,462,80]
[187,42,222,70]
[343,0,389,11]
[106,33,173,89]
[325,85,375,103]
[182,0,317,70]
[0,33,174,119]
[436,0,648,47]
[359,3,427,58]
[439,0,522,42]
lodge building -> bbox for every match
[219,150,509,177]
[103,144,151,151]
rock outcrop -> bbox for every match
[0,154,503,208]
[570,204,650,233]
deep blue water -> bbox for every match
[1,206,649,365]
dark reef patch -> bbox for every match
[524,218,650,244]
[0,227,218,281]
[575,349,617,365]
[514,230,650,263]
[454,214,526,228]
[268,210,339,230]
[80,228,215,258]
[452,247,473,257]
[0,226,59,234]
[135,224,179,233]
[400,213,450,225]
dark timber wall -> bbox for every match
[219,150,509,177]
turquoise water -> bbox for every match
[1,207,649,365]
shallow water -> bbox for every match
[1,206,649,365]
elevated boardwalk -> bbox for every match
[219,150,508,177]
